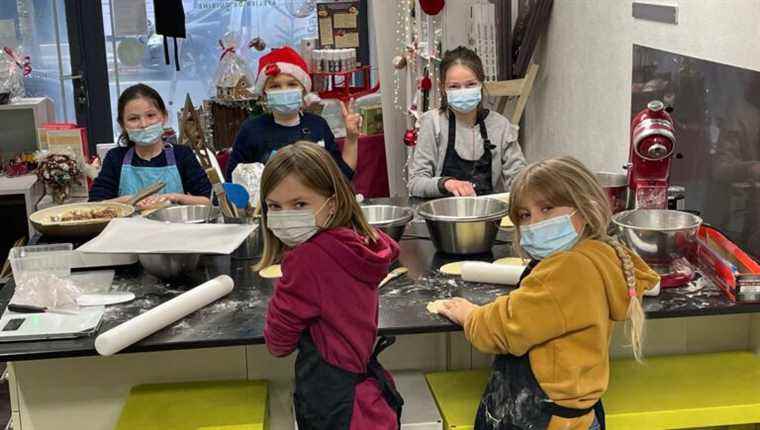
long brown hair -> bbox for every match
[254,141,377,270]
[438,46,486,112]
[509,156,647,362]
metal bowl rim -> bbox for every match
[611,209,703,232]
[417,197,509,222]
[361,205,414,227]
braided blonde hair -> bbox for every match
[509,157,646,362]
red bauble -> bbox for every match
[403,129,418,147]
[419,0,445,15]
[419,76,432,91]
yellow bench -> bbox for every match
[115,380,269,430]
[426,351,760,430]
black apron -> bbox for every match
[474,260,606,430]
[294,333,404,430]
[441,109,495,195]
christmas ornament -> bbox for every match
[249,37,267,52]
[419,0,445,16]
[392,55,407,70]
[403,128,418,147]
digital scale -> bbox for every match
[0,306,104,342]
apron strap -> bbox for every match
[164,145,177,165]
[123,148,135,165]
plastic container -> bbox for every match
[9,243,75,291]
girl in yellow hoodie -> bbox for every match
[437,157,660,430]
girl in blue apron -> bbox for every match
[408,46,526,198]
[89,84,211,206]
[435,157,660,430]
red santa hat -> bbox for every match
[254,46,312,96]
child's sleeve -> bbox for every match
[464,252,598,356]
[264,249,321,357]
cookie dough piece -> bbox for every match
[259,264,282,279]
[426,299,448,314]
[500,216,514,228]
[493,257,529,266]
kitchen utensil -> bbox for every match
[461,262,523,285]
[144,205,219,224]
[138,253,201,280]
[95,275,234,356]
[596,172,628,213]
[223,183,250,209]
[29,202,135,238]
[612,209,702,264]
[628,100,676,209]
[417,197,508,254]
[379,267,408,288]
[361,205,415,242]
[126,181,166,206]
[77,292,135,307]
[7,304,79,315]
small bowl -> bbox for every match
[144,205,219,224]
[611,209,702,264]
[417,197,508,254]
[361,205,414,242]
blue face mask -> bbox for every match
[266,88,303,114]
[446,86,482,113]
[127,122,164,147]
[519,211,580,260]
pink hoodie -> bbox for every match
[264,227,400,430]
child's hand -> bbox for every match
[444,179,476,197]
[437,298,479,326]
[340,99,362,141]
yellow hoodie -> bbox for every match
[464,239,660,429]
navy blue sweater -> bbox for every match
[89,145,212,201]
[226,113,354,180]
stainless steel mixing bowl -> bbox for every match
[611,209,702,263]
[145,205,219,224]
[417,197,509,254]
[138,253,201,279]
[361,205,415,242]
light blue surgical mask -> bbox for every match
[266,88,303,114]
[127,122,164,146]
[519,211,580,259]
[446,85,482,113]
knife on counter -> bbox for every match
[7,304,80,315]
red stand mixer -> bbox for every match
[628,100,676,209]
[626,100,694,287]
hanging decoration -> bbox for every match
[249,37,267,52]
[392,0,444,188]
[419,0,445,16]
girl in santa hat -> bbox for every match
[226,46,361,180]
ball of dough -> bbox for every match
[426,299,448,314]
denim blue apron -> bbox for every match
[118,145,184,197]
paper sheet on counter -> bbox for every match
[77,217,254,254]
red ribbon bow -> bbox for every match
[3,47,32,77]
[218,40,236,61]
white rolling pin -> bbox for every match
[95,275,234,356]
[461,262,526,285]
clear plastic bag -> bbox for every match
[213,33,255,101]
[11,272,83,310]
[232,162,265,208]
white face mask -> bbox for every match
[266,197,333,248]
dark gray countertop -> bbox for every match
[0,199,758,361]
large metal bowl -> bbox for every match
[138,253,201,280]
[361,205,414,242]
[611,209,702,264]
[417,197,509,254]
[144,205,219,224]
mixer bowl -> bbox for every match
[611,209,702,263]
[361,205,414,242]
[417,197,508,254]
